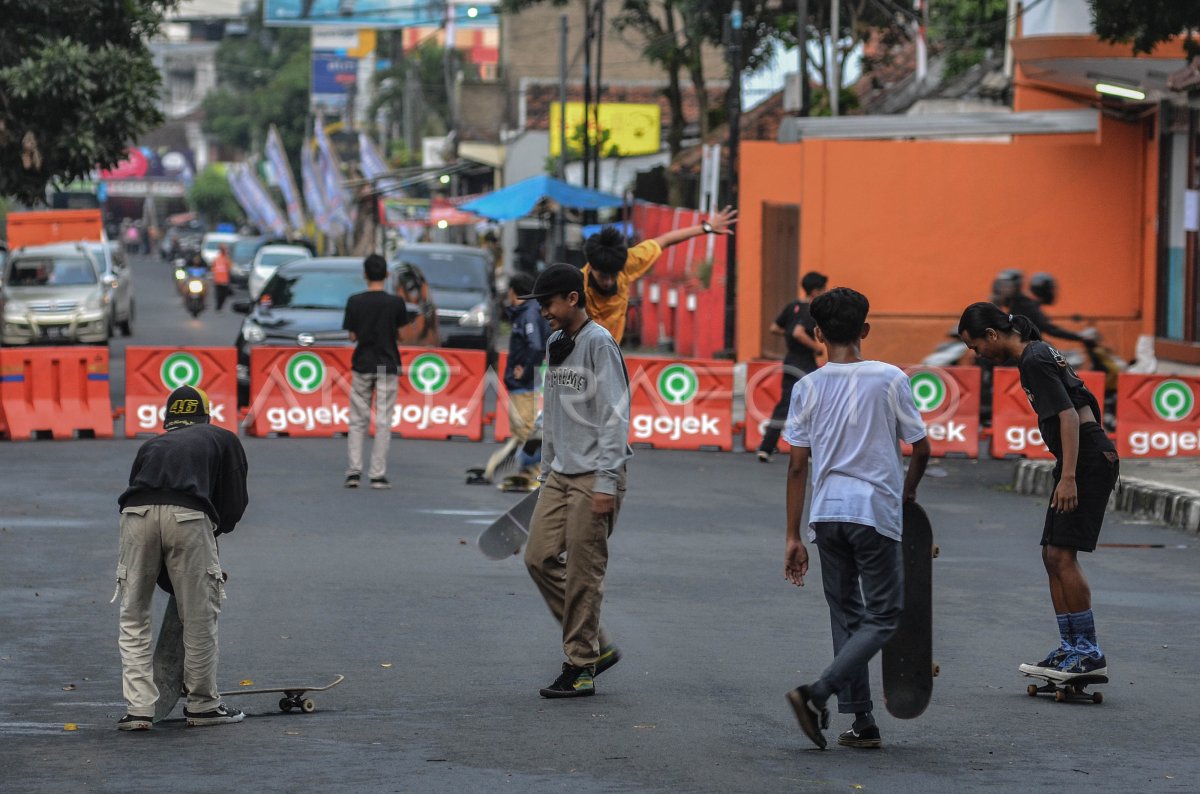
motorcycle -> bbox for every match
[182,262,208,318]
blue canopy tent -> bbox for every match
[459,174,624,221]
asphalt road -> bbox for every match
[1,256,1197,792]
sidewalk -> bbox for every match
[1013,457,1200,534]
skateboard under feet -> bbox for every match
[1023,672,1107,704]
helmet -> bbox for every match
[991,268,1023,303]
[1030,272,1057,305]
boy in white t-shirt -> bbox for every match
[781,287,931,750]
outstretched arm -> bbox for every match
[784,445,811,587]
[651,205,738,250]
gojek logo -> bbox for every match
[160,352,203,389]
[1152,380,1194,422]
[286,352,326,394]
[408,353,451,395]
[657,363,699,405]
[909,371,947,414]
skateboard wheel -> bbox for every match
[1092,692,1103,704]
[1054,689,1066,703]
[301,698,316,713]
[932,663,940,677]
[279,698,293,712]
[932,545,940,559]
[1027,684,1038,697]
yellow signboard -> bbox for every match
[549,102,662,158]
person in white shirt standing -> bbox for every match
[780,287,931,750]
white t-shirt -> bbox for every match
[782,361,927,542]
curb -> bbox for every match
[1012,460,1200,535]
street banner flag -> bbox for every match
[314,114,353,235]
[301,139,336,236]
[266,125,306,232]
[230,163,287,237]
[358,131,402,199]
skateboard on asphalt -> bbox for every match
[499,474,539,493]
[1023,671,1107,704]
[220,674,345,713]
[152,594,186,722]
[882,501,939,719]
[477,489,539,560]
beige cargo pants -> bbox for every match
[116,505,225,715]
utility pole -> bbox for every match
[797,0,810,115]
[558,13,568,260]
[914,0,928,85]
[443,0,457,154]
[723,1,742,355]
[582,0,593,188]
[830,0,839,117]
[592,0,605,191]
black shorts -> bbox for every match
[1042,441,1119,553]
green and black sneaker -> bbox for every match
[539,663,595,698]
[595,644,622,677]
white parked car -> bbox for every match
[200,231,239,266]
[248,244,312,298]
[1,243,110,345]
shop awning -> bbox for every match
[459,174,624,221]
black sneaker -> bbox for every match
[756,451,771,463]
[595,644,621,677]
[116,714,152,731]
[1018,646,1071,676]
[344,473,361,488]
[184,703,245,727]
[370,477,391,490]
[1056,653,1107,680]
[837,724,882,749]
[539,663,595,698]
[786,685,829,750]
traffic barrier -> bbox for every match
[902,365,980,458]
[1115,373,1200,458]
[246,346,487,440]
[0,347,113,439]
[627,356,734,450]
[743,360,793,454]
[124,347,238,436]
[991,367,1107,459]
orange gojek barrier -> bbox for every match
[626,356,734,451]
[0,347,113,439]
[901,365,980,459]
[744,360,794,455]
[124,347,238,436]
[991,367,1107,459]
[1115,373,1200,458]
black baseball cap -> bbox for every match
[518,263,584,301]
[163,384,211,431]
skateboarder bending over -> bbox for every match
[115,385,249,730]
[783,288,930,749]
[958,302,1118,681]
[520,264,632,698]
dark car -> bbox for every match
[233,257,416,405]
[228,234,271,286]
[390,243,495,350]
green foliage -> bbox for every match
[1090,0,1200,57]
[371,38,473,140]
[189,166,243,225]
[544,122,623,174]
[0,0,175,204]
[201,2,311,162]
[930,0,1008,78]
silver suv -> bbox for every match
[1,243,110,345]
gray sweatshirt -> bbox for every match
[540,319,632,495]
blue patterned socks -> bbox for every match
[1056,613,1072,653]
[1068,610,1102,658]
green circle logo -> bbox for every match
[286,352,326,394]
[657,364,699,405]
[408,353,451,395]
[909,371,947,413]
[160,352,203,389]
[1152,379,1194,422]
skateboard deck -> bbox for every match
[220,674,345,713]
[152,594,186,723]
[882,501,938,719]
[1023,671,1107,704]
[499,474,538,493]
[477,489,539,560]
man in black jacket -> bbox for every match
[469,272,550,486]
[115,385,249,730]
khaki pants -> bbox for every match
[348,370,398,479]
[524,470,625,668]
[483,391,537,480]
[116,505,225,715]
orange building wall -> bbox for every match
[737,114,1154,365]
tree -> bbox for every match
[929,0,1008,79]
[1090,0,1200,57]
[189,165,243,226]
[371,37,474,151]
[0,0,175,204]
[201,2,310,163]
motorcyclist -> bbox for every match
[1007,273,1092,346]
[990,269,1024,307]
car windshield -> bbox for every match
[259,252,307,268]
[395,251,489,291]
[261,269,364,309]
[7,256,97,286]
[231,239,261,263]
